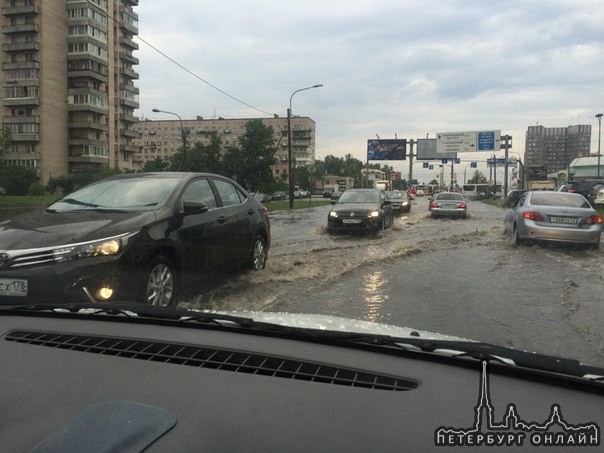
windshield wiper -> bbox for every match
[3,303,602,382]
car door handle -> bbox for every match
[217,216,227,224]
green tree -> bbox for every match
[142,157,170,172]
[0,127,12,158]
[468,170,485,184]
[324,154,345,176]
[221,119,276,192]
[0,166,38,195]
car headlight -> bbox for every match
[329,211,339,218]
[369,211,380,218]
[53,232,137,263]
[402,202,409,206]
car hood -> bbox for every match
[209,311,473,342]
[330,202,380,212]
[0,209,161,250]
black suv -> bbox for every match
[562,180,604,205]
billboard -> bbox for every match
[528,166,548,180]
[416,138,457,160]
[367,139,407,161]
[436,130,501,153]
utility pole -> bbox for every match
[501,135,512,200]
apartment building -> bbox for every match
[525,124,591,174]
[0,0,140,184]
[134,116,316,182]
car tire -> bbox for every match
[248,235,268,271]
[142,256,176,307]
[512,226,523,246]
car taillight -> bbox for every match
[459,203,466,208]
[523,211,544,221]
[568,188,577,193]
[431,202,438,208]
[585,215,603,225]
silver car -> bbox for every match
[503,191,602,248]
[430,192,467,219]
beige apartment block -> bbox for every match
[0,0,140,185]
[134,116,317,183]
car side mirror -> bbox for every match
[183,200,209,215]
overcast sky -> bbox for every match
[134,0,604,182]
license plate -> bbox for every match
[550,216,578,224]
[342,218,362,224]
[0,278,28,297]
[444,204,458,209]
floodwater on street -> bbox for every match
[184,196,604,368]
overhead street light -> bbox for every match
[287,84,323,209]
[152,108,187,171]
[596,113,603,178]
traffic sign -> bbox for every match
[436,130,501,153]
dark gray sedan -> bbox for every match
[503,191,602,248]
[327,189,393,234]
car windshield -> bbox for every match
[530,192,591,208]
[338,191,379,204]
[48,177,180,212]
[387,191,407,199]
[1,0,603,396]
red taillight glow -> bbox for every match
[459,203,466,209]
[431,202,438,208]
[523,211,544,221]
[585,215,603,225]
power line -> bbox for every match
[107,11,275,117]
[135,35,275,117]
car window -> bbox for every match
[213,178,244,206]
[530,192,590,208]
[181,178,218,210]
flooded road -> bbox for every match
[185,197,604,367]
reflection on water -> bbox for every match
[363,271,388,322]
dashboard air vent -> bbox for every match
[5,330,418,391]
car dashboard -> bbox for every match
[0,312,602,452]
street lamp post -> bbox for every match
[288,84,323,209]
[596,113,603,178]
[152,108,187,171]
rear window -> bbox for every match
[530,192,590,208]
[435,193,463,201]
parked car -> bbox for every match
[0,172,270,306]
[430,192,468,218]
[272,191,286,201]
[294,190,311,199]
[252,192,272,203]
[560,180,604,205]
[503,189,527,207]
[386,190,411,213]
[503,191,602,248]
[327,189,393,234]
[330,191,343,201]
[594,188,604,207]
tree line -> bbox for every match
[0,119,396,196]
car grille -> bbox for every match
[5,330,419,391]
[1,248,58,269]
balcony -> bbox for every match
[119,36,138,50]
[121,66,139,79]
[120,143,141,154]
[1,41,39,52]
[120,51,139,65]
[1,5,39,16]
[120,128,140,139]
[68,121,108,132]
[1,23,39,34]
[2,97,39,107]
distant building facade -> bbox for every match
[0,0,140,184]
[133,116,316,183]
[525,125,591,174]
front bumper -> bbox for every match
[0,257,141,304]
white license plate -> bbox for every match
[342,218,362,224]
[550,216,578,224]
[444,204,458,209]
[0,278,28,297]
